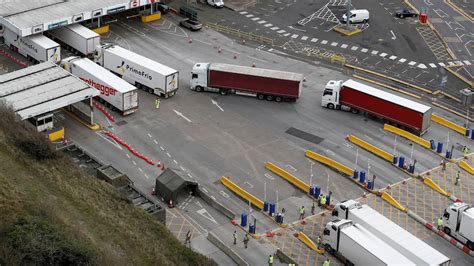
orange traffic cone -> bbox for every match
[151,187,156,195]
[161,163,165,171]
[252,63,256,67]
[168,199,175,208]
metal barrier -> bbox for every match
[220,176,264,209]
[383,124,431,149]
[296,232,324,254]
[305,150,354,177]
[347,135,394,162]
[459,160,474,174]
[265,162,310,193]
[431,114,467,135]
[206,23,274,46]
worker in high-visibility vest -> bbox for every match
[155,99,160,109]
[463,146,469,157]
[455,170,461,186]
[321,195,327,208]
[316,235,322,248]
[299,206,305,220]
[268,254,274,266]
[437,216,444,231]
[323,258,331,266]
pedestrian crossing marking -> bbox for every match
[408,61,417,66]
[379,52,387,57]
[341,44,348,49]
[245,14,254,17]
[361,48,368,53]
[321,40,328,44]
[264,23,273,27]
[389,55,397,60]
[463,60,471,65]
[311,38,318,42]
[271,26,279,30]
[429,63,437,68]
[438,62,446,66]
[258,20,266,24]
[417,63,427,69]
[371,50,378,55]
[399,58,407,63]
[277,29,286,33]
[251,17,260,21]
[351,46,359,51]
[240,11,248,15]
[301,36,308,40]
[330,42,338,46]
[291,34,299,38]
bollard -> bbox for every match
[263,201,269,212]
[437,142,443,153]
[353,170,359,179]
[409,164,415,174]
[241,213,248,227]
[315,185,321,199]
[326,193,331,205]
[430,140,436,150]
[309,186,315,196]
[367,180,373,190]
[249,224,255,234]
[276,213,282,224]
[359,170,366,183]
[398,156,405,168]
[445,151,451,159]
[393,156,398,165]
[269,202,276,216]
[466,128,470,137]
[471,130,474,140]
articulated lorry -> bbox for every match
[442,202,474,250]
[94,43,179,98]
[332,200,450,265]
[48,24,100,56]
[323,219,415,265]
[321,79,432,135]
[191,63,303,102]
[3,28,60,63]
[61,56,138,115]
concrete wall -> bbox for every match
[207,232,249,266]
[198,188,236,219]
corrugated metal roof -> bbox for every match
[210,63,303,82]
[65,24,99,39]
[0,61,99,119]
[342,79,431,113]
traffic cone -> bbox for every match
[168,199,175,208]
[242,39,246,45]
[188,38,192,43]
[151,187,156,195]
[233,54,237,59]
[252,63,256,67]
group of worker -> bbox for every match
[233,231,251,248]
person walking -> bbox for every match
[437,216,444,231]
[184,230,192,246]
[441,159,446,171]
[463,146,469,157]
[268,254,274,266]
[281,210,285,224]
[316,235,322,249]
[455,170,461,186]
[321,195,327,208]
[323,258,331,266]
[317,194,322,207]
[243,234,249,249]
[311,201,316,215]
[233,230,237,245]
[299,206,305,220]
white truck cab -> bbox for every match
[321,80,343,109]
[191,63,210,92]
[207,0,224,8]
[342,9,370,23]
[442,202,474,250]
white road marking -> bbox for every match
[463,60,471,65]
[244,181,254,188]
[330,42,338,46]
[195,201,202,208]
[361,48,368,52]
[251,17,260,21]
[277,29,286,33]
[264,23,273,27]
[417,63,427,69]
[429,63,437,68]
[379,52,387,57]
[301,36,308,40]
[187,173,193,179]
[340,44,348,49]
[166,152,171,158]
[258,20,266,24]
[240,11,248,14]
[311,38,318,42]
[291,34,299,38]
[138,168,143,173]
[283,33,291,36]
[173,109,192,122]
[132,161,137,166]
[286,164,297,172]
[144,174,149,179]
[197,208,218,224]
[351,46,359,51]
[343,142,354,149]
[211,99,224,111]
[270,26,279,30]
[153,139,158,144]
[389,55,397,60]
[438,62,446,67]
[408,61,417,66]
[364,134,373,141]
[321,40,328,44]
[399,58,407,63]
[245,14,254,17]
[126,154,131,158]
[390,30,396,40]
[160,146,165,151]
[219,191,230,198]
[264,173,275,180]
[371,50,379,55]
[173,159,178,165]
[147,133,152,138]
[180,166,185,171]
[326,149,336,156]
[202,187,208,193]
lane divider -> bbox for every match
[431,114,467,135]
[421,177,451,197]
[347,134,394,162]
[220,176,264,210]
[265,162,310,193]
[295,232,325,254]
[459,160,474,174]
[105,131,155,166]
[305,150,354,177]
[383,124,431,149]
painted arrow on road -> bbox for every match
[173,109,192,122]
[211,99,224,111]
[197,208,217,224]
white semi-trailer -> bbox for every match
[332,200,450,265]
[48,24,100,56]
[94,43,179,98]
[442,202,474,250]
[4,28,60,63]
[61,56,138,115]
[323,219,415,265]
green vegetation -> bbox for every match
[0,106,215,265]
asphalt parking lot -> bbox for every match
[51,10,474,264]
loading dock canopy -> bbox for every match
[0,62,99,120]
[155,168,198,203]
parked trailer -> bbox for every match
[323,219,415,266]
[333,200,451,265]
[443,202,474,250]
[321,79,432,135]
[61,56,138,115]
[48,24,100,56]
[191,63,303,102]
[3,28,60,63]
[94,44,179,98]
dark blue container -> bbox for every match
[393,156,398,165]
[249,224,255,234]
[263,201,269,212]
[269,203,276,216]
[359,170,366,183]
[445,151,451,159]
[409,164,415,174]
[326,194,331,205]
[315,185,321,199]
[241,213,247,227]
[466,128,470,137]
[367,180,373,190]
[309,186,315,196]
[471,130,474,140]
[430,140,436,150]
[353,170,359,179]
[398,156,405,168]
[437,142,443,153]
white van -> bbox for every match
[342,9,370,23]
[207,0,224,8]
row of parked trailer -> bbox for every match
[2,24,179,115]
[323,199,474,265]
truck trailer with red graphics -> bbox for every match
[321,79,432,134]
[190,63,303,102]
